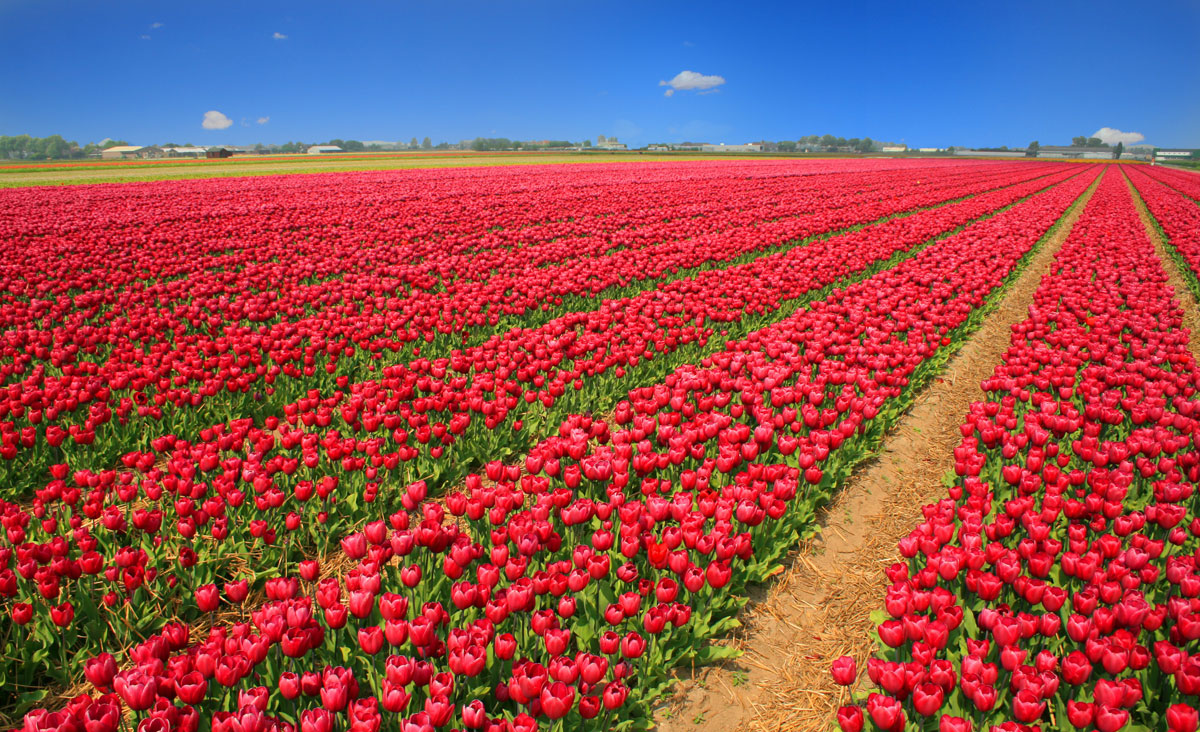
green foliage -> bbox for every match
[1072,135,1109,148]
[0,134,88,160]
[470,137,515,151]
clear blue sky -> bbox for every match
[1,0,1197,149]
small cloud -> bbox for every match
[659,70,725,97]
[683,40,695,47]
[241,118,250,127]
[140,34,151,40]
[1092,127,1144,145]
[257,116,270,125]
[201,110,233,130]
[273,32,288,40]
[150,22,163,29]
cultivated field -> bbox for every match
[0,151,770,188]
[4,159,1200,732]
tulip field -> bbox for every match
[4,158,1200,732]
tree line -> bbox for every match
[0,135,134,160]
[775,136,901,153]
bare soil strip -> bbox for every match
[1124,172,1200,364]
[655,173,1102,732]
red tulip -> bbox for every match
[830,656,856,685]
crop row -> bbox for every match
[0,162,1072,497]
[834,166,1200,731]
[10,164,1101,728]
[1126,166,1200,308]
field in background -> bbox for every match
[0,149,953,187]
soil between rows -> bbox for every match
[654,172,1103,732]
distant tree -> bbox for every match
[41,135,72,159]
[422,136,432,149]
[1027,140,1040,157]
[342,140,365,151]
[1086,137,1104,148]
[855,137,874,153]
[435,142,450,150]
[101,139,130,149]
[581,140,592,148]
[471,137,515,151]
[1114,141,1124,159]
[777,140,797,152]
[819,134,837,150]
[598,134,607,144]
[410,137,419,149]
[0,133,85,159]
[1071,136,1088,147]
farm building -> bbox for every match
[700,143,763,153]
[953,149,1027,158]
[1036,146,1113,159]
[100,145,162,160]
[162,146,207,158]
[307,145,344,154]
[882,146,907,152]
[1155,149,1196,161]
[206,148,233,159]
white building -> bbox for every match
[882,145,907,152]
[700,143,763,153]
[953,150,1027,158]
[307,145,344,154]
[162,146,207,158]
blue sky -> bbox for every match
[1,0,1197,148]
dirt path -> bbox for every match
[1125,172,1200,363]
[655,174,1102,732]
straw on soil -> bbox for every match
[655,173,1101,732]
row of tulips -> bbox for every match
[1125,166,1200,306]
[0,161,1074,498]
[835,166,1200,731]
[11,164,1102,728]
[0,164,1095,698]
[1134,165,1200,202]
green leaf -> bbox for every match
[694,644,743,664]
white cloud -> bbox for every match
[201,110,233,130]
[140,34,151,40]
[1092,127,1144,145]
[257,116,270,125]
[273,32,288,40]
[150,22,163,29]
[659,70,725,97]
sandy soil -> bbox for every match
[655,173,1103,732]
